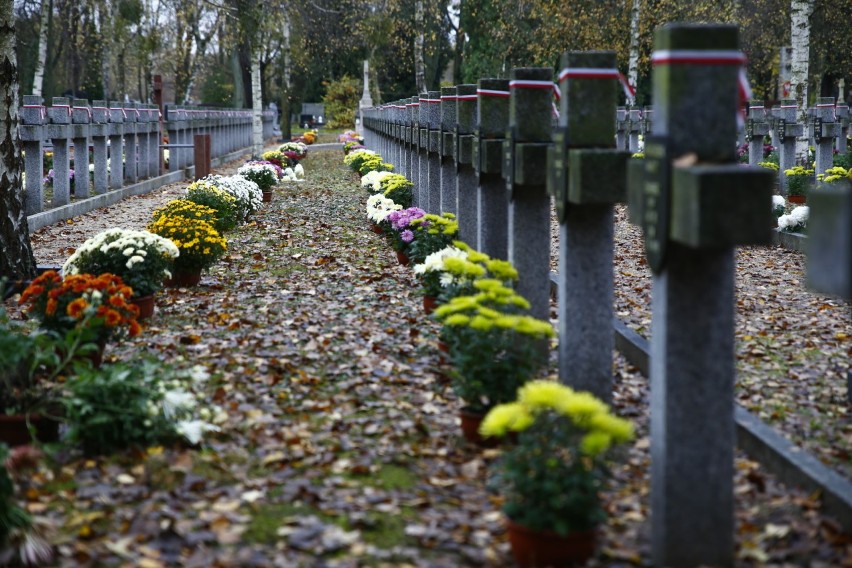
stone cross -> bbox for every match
[418,95,430,208]
[474,78,510,259]
[550,51,630,403]
[360,60,373,111]
[616,107,628,150]
[775,99,802,194]
[48,97,72,206]
[639,24,774,567]
[455,84,478,244]
[440,87,457,215]
[746,101,770,166]
[807,185,851,300]
[837,103,849,154]
[504,67,553,324]
[406,98,419,202]
[91,101,109,195]
[70,99,91,198]
[628,106,642,152]
[19,95,45,215]
[123,101,139,184]
[426,90,442,214]
[812,97,839,176]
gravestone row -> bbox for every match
[362,22,850,567]
[17,96,273,216]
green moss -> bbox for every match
[373,464,417,490]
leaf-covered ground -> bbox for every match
[7,147,851,566]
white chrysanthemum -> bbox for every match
[366,194,402,222]
[282,167,298,181]
[205,174,263,218]
[361,170,393,193]
[63,228,179,276]
[772,195,785,208]
[777,205,809,232]
[189,365,210,383]
[412,246,467,275]
[162,390,198,420]
[175,420,220,445]
[294,163,305,179]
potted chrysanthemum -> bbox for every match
[237,161,280,201]
[204,174,264,221]
[147,214,227,287]
[407,212,458,265]
[384,207,426,265]
[433,279,555,444]
[185,179,240,232]
[480,380,633,567]
[61,228,179,318]
[366,193,402,234]
[784,165,814,204]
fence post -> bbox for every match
[475,78,510,258]
[91,101,109,194]
[455,84,478,244]
[48,97,72,206]
[71,99,91,198]
[20,95,44,215]
[108,101,125,189]
[440,87,457,215]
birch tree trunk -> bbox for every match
[280,12,291,139]
[31,0,51,97]
[627,0,640,106]
[790,0,813,161]
[414,0,426,94]
[0,0,36,281]
[251,51,263,157]
[99,0,112,100]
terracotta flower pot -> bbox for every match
[131,295,155,320]
[459,408,499,448]
[787,194,806,205]
[370,223,383,235]
[0,413,60,447]
[165,269,203,288]
[262,191,274,203]
[423,295,438,315]
[506,519,597,567]
[395,250,410,267]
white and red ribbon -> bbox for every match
[651,49,751,127]
[476,89,510,98]
[22,104,46,120]
[557,67,636,101]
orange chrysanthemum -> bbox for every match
[66,297,89,319]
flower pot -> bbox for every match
[131,295,155,320]
[459,408,500,448]
[506,519,597,567]
[370,223,383,235]
[423,295,438,315]
[0,413,60,447]
[165,269,203,288]
[262,191,274,203]
[395,250,410,267]
[788,194,806,205]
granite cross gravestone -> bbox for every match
[812,97,839,176]
[746,101,769,166]
[123,102,138,184]
[549,51,630,403]
[70,99,91,198]
[836,103,849,154]
[639,24,775,567]
[418,95,430,208]
[19,96,45,215]
[48,97,72,206]
[426,90,442,214]
[91,101,109,195]
[440,87,458,215]
[504,67,554,324]
[407,98,420,203]
[455,84,478,244]
[474,79,511,258]
[776,99,802,194]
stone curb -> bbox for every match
[26,147,253,232]
[771,228,807,251]
[550,272,852,529]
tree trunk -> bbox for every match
[99,0,111,100]
[414,0,426,94]
[790,0,813,161]
[31,0,51,97]
[231,50,245,108]
[280,13,291,140]
[251,50,263,157]
[627,0,640,105]
[0,0,37,281]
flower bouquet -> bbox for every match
[366,194,402,230]
[357,153,394,176]
[361,170,394,194]
[338,130,364,145]
[279,141,308,164]
[61,228,179,299]
[343,148,377,172]
[185,179,240,233]
[384,207,426,254]
[378,173,413,208]
[260,150,288,171]
[237,162,280,192]
[205,174,264,220]
[777,205,808,233]
[407,212,458,265]
[19,271,142,343]
[343,141,366,155]
[147,215,227,274]
[415,241,519,303]
[784,165,814,202]
[816,166,851,187]
[434,280,555,417]
[480,380,633,566]
[281,163,306,182]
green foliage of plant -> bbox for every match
[185,180,240,233]
[784,166,815,197]
[407,213,458,265]
[435,280,554,412]
[62,360,177,455]
[833,152,852,170]
[0,444,32,555]
[380,173,413,209]
[322,75,360,129]
[358,154,394,176]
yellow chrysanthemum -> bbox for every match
[557,391,609,422]
[580,431,612,456]
[479,402,533,437]
[444,314,471,326]
[518,380,575,411]
[589,413,634,443]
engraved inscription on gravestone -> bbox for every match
[642,136,671,273]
